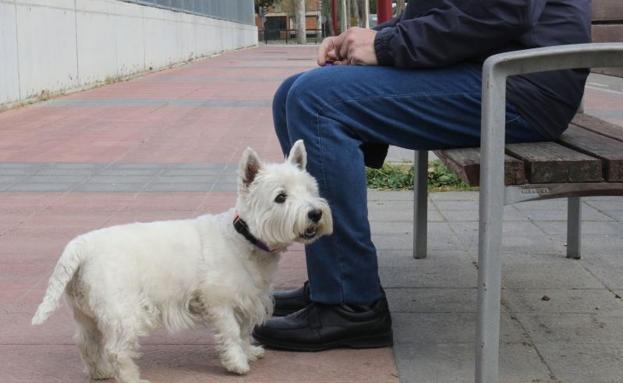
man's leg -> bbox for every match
[286,64,544,304]
[256,63,546,350]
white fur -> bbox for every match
[32,140,332,383]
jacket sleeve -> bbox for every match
[374,0,547,68]
[372,13,403,31]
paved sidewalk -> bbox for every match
[0,45,622,383]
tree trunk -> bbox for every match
[340,0,348,32]
[295,0,306,44]
[351,0,360,27]
[325,0,336,36]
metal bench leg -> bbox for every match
[566,197,582,259]
[413,150,428,259]
[475,184,504,383]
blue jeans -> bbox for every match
[273,64,547,305]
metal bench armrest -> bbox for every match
[476,42,623,383]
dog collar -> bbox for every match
[233,214,276,253]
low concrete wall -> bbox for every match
[0,0,257,107]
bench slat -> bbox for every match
[593,0,623,22]
[434,148,526,186]
[505,142,603,183]
[571,114,623,142]
[591,25,623,77]
[559,125,623,181]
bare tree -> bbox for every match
[341,0,348,32]
[295,0,306,44]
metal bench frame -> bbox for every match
[411,43,623,383]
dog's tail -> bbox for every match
[32,238,85,325]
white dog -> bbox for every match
[32,140,332,382]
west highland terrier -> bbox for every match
[32,140,332,382]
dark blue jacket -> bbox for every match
[372,0,591,144]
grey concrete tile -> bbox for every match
[370,220,450,237]
[0,167,39,176]
[0,176,23,183]
[144,183,212,192]
[513,205,615,222]
[169,163,231,170]
[513,199,568,210]
[448,221,566,255]
[369,205,445,223]
[535,343,623,383]
[392,312,527,344]
[501,255,604,289]
[433,200,479,211]
[380,254,477,288]
[515,312,623,344]
[36,168,97,176]
[429,192,479,201]
[368,190,417,202]
[46,163,101,169]
[373,230,461,252]
[6,183,71,192]
[73,183,145,192]
[582,235,623,256]
[162,168,231,176]
[0,163,41,169]
[583,256,623,289]
[208,182,238,192]
[386,287,478,313]
[88,175,155,184]
[154,175,221,184]
[26,175,88,183]
[503,288,623,315]
[98,168,160,176]
[598,209,623,221]
[110,163,164,170]
[393,342,554,383]
[533,221,622,237]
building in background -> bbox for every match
[256,0,323,42]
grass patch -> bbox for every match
[366,160,476,192]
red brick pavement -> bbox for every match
[0,46,398,383]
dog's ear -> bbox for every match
[287,140,307,170]
[240,147,263,187]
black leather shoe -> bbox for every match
[272,281,311,316]
[253,297,393,351]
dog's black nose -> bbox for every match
[308,209,322,223]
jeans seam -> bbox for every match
[314,110,347,304]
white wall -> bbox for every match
[0,0,258,107]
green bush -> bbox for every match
[366,160,475,191]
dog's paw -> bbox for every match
[246,345,265,362]
[90,369,115,380]
[222,357,250,375]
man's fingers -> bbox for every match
[339,32,350,62]
[317,37,338,66]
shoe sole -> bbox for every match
[253,330,394,352]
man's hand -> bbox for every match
[317,27,378,66]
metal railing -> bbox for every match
[120,0,255,25]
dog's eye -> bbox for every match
[274,192,287,204]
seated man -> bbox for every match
[253,0,591,351]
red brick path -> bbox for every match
[0,47,399,383]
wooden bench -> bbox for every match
[428,114,623,260]
[410,45,623,383]
[414,0,623,260]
